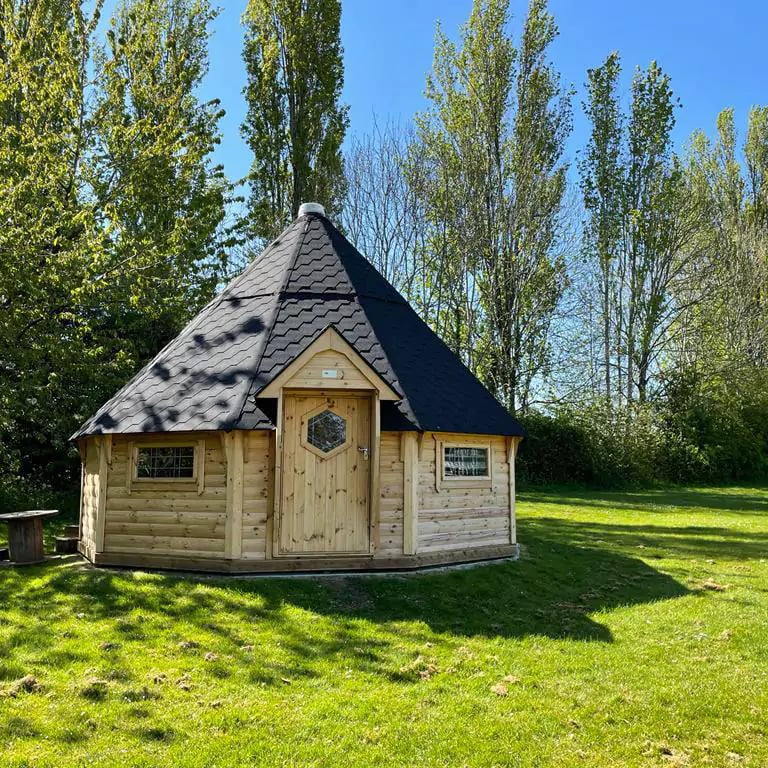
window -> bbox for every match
[443,446,489,478]
[306,409,347,453]
[435,439,493,491]
[136,446,195,479]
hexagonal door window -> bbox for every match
[306,409,347,454]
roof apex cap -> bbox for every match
[298,202,326,218]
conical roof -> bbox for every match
[73,210,523,438]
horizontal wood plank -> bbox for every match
[105,534,224,553]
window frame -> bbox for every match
[300,402,352,460]
[132,442,199,484]
[306,408,348,454]
[437,438,493,490]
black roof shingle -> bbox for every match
[73,212,524,438]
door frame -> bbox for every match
[272,387,380,558]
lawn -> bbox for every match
[1,487,767,767]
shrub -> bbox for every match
[0,473,79,516]
[517,390,768,489]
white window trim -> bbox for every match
[435,437,493,491]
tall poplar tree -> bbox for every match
[580,52,623,402]
[412,0,571,412]
[580,56,698,407]
[241,0,349,241]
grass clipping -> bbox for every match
[2,675,41,698]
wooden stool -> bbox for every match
[55,536,80,554]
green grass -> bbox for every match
[1,486,767,767]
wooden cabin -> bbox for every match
[72,203,524,573]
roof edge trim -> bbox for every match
[257,324,402,401]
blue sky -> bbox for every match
[198,0,767,183]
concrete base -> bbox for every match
[85,543,520,576]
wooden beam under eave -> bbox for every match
[506,436,521,545]
[196,438,206,496]
[272,389,285,556]
[224,431,244,560]
[402,432,419,555]
[370,392,382,554]
[78,444,86,542]
[94,434,112,555]
[265,430,276,560]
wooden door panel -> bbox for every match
[279,392,370,555]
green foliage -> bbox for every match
[580,52,622,399]
[519,385,768,488]
[518,404,670,488]
[0,0,104,487]
[0,475,78,520]
[90,0,231,318]
[662,368,768,483]
[579,53,697,406]
[684,108,768,375]
[241,0,348,241]
[0,0,228,492]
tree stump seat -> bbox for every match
[55,536,80,554]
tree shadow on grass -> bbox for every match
[526,516,768,561]
[521,486,768,514]
[0,517,689,669]
[275,529,690,646]
[2,511,730,757]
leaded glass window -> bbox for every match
[306,410,347,453]
[136,446,195,479]
[443,446,489,478]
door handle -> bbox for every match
[358,446,369,461]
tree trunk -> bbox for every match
[603,264,611,403]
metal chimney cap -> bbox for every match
[298,202,326,217]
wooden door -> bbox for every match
[279,392,371,555]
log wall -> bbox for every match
[103,433,227,559]
[80,427,513,568]
[376,431,404,558]
[417,434,511,553]
[79,439,100,560]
